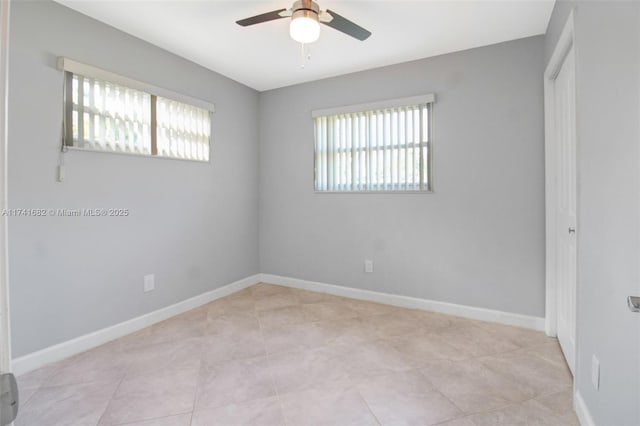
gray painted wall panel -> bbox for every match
[546,2,640,424]
[8,0,259,357]
[258,36,546,317]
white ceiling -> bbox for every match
[53,0,555,91]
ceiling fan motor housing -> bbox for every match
[292,0,320,23]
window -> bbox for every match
[60,58,212,162]
[313,95,433,192]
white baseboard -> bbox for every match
[259,273,545,331]
[574,390,595,426]
[11,274,261,375]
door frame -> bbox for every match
[544,11,576,339]
[0,0,11,373]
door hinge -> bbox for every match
[0,373,19,426]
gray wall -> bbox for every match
[258,36,546,317]
[8,0,259,357]
[546,1,640,424]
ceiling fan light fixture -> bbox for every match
[236,0,371,44]
[290,9,320,44]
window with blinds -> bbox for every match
[313,95,433,192]
[61,59,212,162]
[66,73,153,155]
[156,97,210,161]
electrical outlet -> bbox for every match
[364,260,374,273]
[143,274,155,292]
[591,355,600,390]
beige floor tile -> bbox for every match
[260,317,377,356]
[386,331,474,366]
[301,300,360,322]
[147,315,208,343]
[172,307,208,323]
[280,385,379,426]
[420,359,537,414]
[526,341,572,370]
[340,339,413,380]
[112,413,192,426]
[432,324,520,357]
[195,356,276,410]
[466,399,574,426]
[18,387,40,406]
[200,329,266,364]
[268,345,350,393]
[15,284,576,426]
[558,407,581,425]
[120,315,206,349]
[434,418,476,426]
[191,397,285,426]
[254,292,299,311]
[203,293,256,316]
[250,283,292,297]
[124,338,203,377]
[261,322,332,354]
[205,311,261,335]
[534,388,573,413]
[347,299,399,317]
[474,321,556,348]
[17,380,118,426]
[292,289,343,304]
[449,317,482,328]
[479,352,572,397]
[114,327,155,351]
[360,311,428,339]
[313,317,379,345]
[229,287,255,299]
[45,342,129,387]
[100,366,199,425]
[16,363,60,389]
[357,370,463,426]
[535,388,580,425]
[256,305,308,330]
[354,369,436,393]
[408,310,466,332]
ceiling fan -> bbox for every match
[236,0,371,44]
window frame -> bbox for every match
[312,94,435,194]
[58,57,215,163]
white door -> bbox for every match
[0,0,10,376]
[553,45,577,375]
[0,2,15,424]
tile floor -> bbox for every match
[16,283,578,426]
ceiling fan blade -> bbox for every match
[236,9,288,27]
[322,9,371,41]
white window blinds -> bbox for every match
[60,58,213,162]
[67,73,152,154]
[156,97,210,161]
[313,95,433,192]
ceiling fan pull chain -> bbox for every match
[300,43,312,68]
